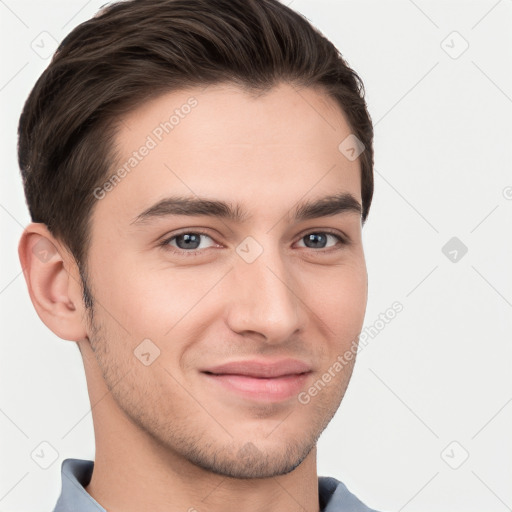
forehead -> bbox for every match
[95,82,362,226]
[118,81,353,146]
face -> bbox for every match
[84,82,367,478]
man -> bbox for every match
[17,0,378,510]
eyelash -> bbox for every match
[158,229,349,257]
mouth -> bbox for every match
[201,359,312,402]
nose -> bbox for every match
[224,241,307,344]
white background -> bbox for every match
[1,1,511,511]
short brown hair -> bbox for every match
[18,0,374,286]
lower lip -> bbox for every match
[203,372,310,402]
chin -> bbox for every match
[184,438,315,479]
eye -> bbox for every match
[296,231,346,250]
[159,230,217,256]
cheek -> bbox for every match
[304,261,367,342]
[100,260,225,343]
[90,241,366,350]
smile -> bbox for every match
[201,359,312,402]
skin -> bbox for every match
[18,82,368,512]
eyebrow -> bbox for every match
[130,192,362,225]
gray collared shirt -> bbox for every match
[52,458,381,511]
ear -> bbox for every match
[18,223,88,342]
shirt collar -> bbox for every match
[53,458,377,512]
[52,459,105,512]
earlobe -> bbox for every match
[18,223,88,342]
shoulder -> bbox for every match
[319,476,384,512]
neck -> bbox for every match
[79,340,320,512]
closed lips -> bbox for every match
[201,359,312,378]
